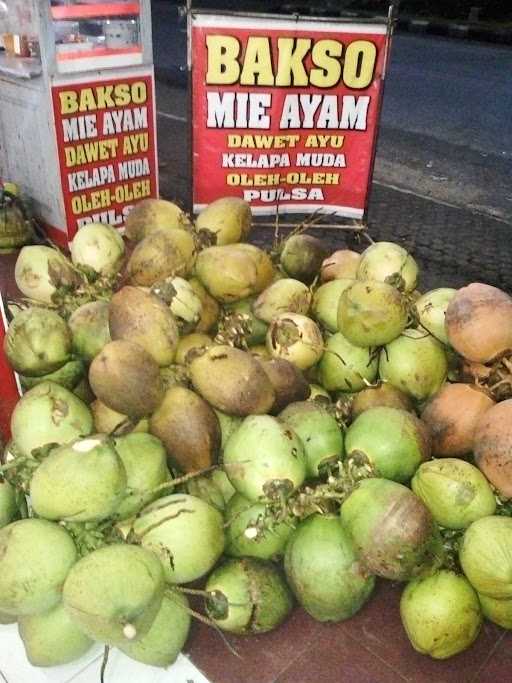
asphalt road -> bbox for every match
[375,33,512,222]
[152,10,512,222]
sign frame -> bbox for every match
[188,4,397,228]
[50,67,159,242]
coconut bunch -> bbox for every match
[0,184,34,252]
[3,198,512,672]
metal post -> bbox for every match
[362,2,398,231]
[186,0,193,216]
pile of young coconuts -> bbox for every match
[1,195,512,672]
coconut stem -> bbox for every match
[165,589,242,659]
[147,465,219,496]
[100,646,109,683]
[0,456,29,473]
[175,587,213,597]
[255,455,376,530]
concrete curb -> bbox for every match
[397,17,512,45]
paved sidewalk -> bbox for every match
[397,15,512,46]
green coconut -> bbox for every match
[223,415,307,501]
[133,494,225,583]
[30,434,127,523]
[338,280,408,347]
[117,589,191,667]
[224,492,294,560]
[340,478,444,581]
[253,279,312,323]
[11,382,93,457]
[195,196,252,245]
[14,246,82,304]
[319,331,378,392]
[280,234,327,284]
[4,307,71,376]
[357,241,419,292]
[401,570,482,659]
[114,433,170,520]
[18,602,94,667]
[411,459,496,529]
[0,519,77,616]
[62,544,165,645]
[68,300,111,362]
[379,329,448,401]
[70,222,125,276]
[311,278,355,332]
[345,407,430,483]
[478,593,512,629]
[279,401,344,477]
[205,557,294,634]
[459,516,512,599]
[19,358,85,392]
[266,312,323,370]
[284,514,375,622]
[186,471,235,511]
[415,288,457,345]
[154,276,203,331]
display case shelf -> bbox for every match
[51,3,140,21]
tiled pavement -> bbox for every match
[185,580,511,683]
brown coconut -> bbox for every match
[320,249,361,282]
[188,277,220,333]
[351,382,414,419]
[189,345,275,416]
[421,383,495,457]
[258,358,311,414]
[175,333,214,366]
[124,198,192,242]
[445,283,512,363]
[127,228,196,286]
[149,385,221,472]
[89,340,163,419]
[195,244,273,303]
[474,399,512,498]
[90,399,148,435]
[109,286,179,366]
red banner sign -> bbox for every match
[51,71,159,241]
[192,14,389,218]
[0,295,21,441]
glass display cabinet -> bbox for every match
[50,1,145,74]
[0,0,158,244]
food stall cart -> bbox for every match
[0,0,159,246]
